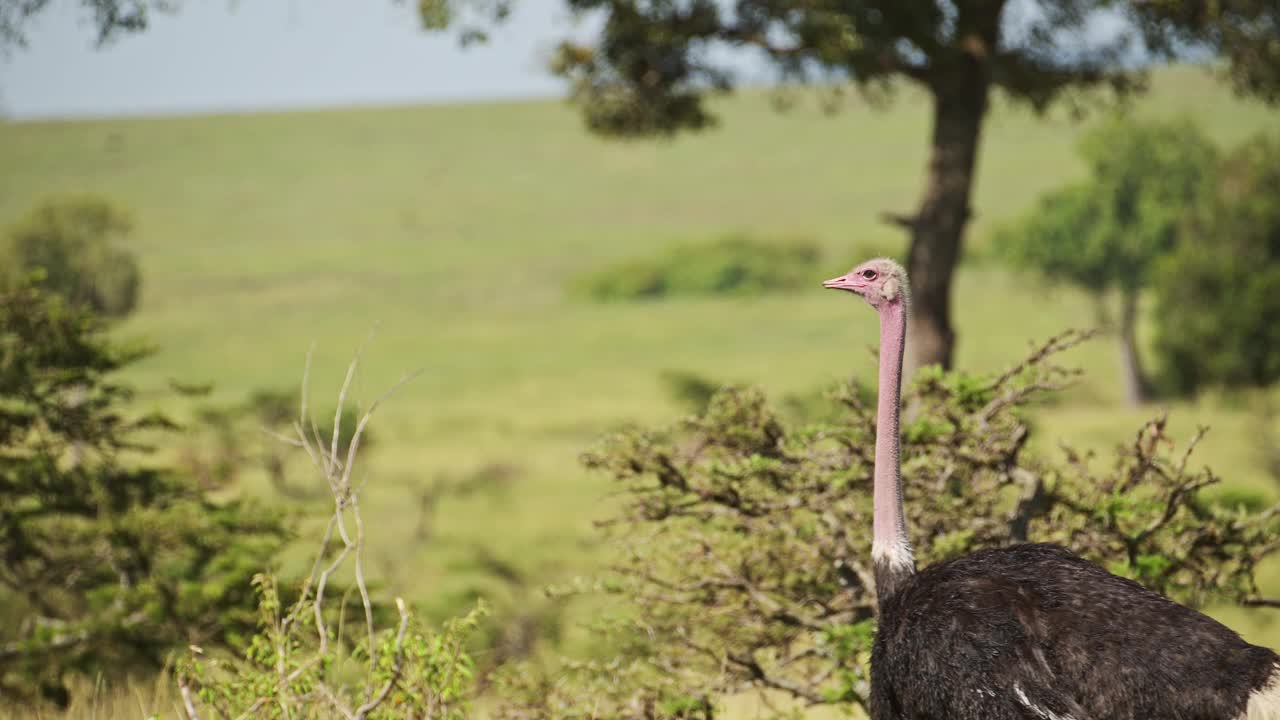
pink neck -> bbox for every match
[873,299,912,567]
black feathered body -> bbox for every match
[870,543,1280,720]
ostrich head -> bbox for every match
[822,258,909,309]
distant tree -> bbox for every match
[995,118,1217,405]
[1,196,141,319]
[1153,133,1280,394]
[1129,0,1280,105]
[0,281,288,706]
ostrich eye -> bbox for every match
[861,269,878,280]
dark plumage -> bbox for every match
[872,544,1279,720]
[825,258,1280,720]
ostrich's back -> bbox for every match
[871,543,1280,720]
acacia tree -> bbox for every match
[994,117,1218,406]
[424,0,1280,377]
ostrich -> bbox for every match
[824,258,1280,720]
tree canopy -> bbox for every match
[996,118,1218,294]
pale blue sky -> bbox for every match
[0,0,590,119]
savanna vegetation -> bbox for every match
[2,66,1280,718]
[11,0,1280,378]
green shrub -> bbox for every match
[0,196,141,319]
[177,344,488,720]
[571,233,821,301]
[493,330,1280,718]
[1153,133,1280,394]
[0,282,288,706]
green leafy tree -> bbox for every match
[492,331,1280,718]
[0,282,288,706]
[1,196,141,319]
[995,118,1218,405]
[1153,133,1280,394]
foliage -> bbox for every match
[178,341,488,720]
[0,282,288,706]
[493,330,1280,718]
[0,0,161,49]
[183,577,486,720]
[994,117,1218,403]
[1153,133,1280,393]
[995,117,1217,295]
[539,1,1144,137]
[1,196,141,319]
[1130,0,1280,104]
[443,0,1280,137]
[571,234,821,301]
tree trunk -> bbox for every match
[1118,288,1150,406]
[902,50,993,379]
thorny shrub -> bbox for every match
[493,329,1280,719]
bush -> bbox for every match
[0,282,287,706]
[493,330,1280,718]
[177,345,488,720]
[571,234,822,301]
[0,196,141,319]
[1153,133,1280,394]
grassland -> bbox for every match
[3,65,1280,716]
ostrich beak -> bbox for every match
[823,275,862,294]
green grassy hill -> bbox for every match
[3,64,1280,715]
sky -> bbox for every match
[0,0,589,119]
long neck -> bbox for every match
[872,299,914,602]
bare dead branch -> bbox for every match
[878,211,918,230]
